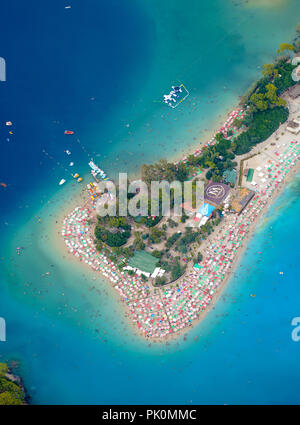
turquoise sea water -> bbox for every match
[0,0,300,404]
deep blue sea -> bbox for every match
[0,0,300,404]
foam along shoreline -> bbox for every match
[61,90,300,340]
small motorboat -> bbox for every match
[64,130,74,135]
[59,179,66,186]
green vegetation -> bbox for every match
[0,363,25,405]
[180,213,189,223]
[232,117,243,129]
[171,259,185,281]
[151,249,164,259]
[158,260,172,273]
[167,218,178,228]
[155,276,166,286]
[149,227,165,244]
[232,107,288,155]
[95,227,131,247]
[136,215,161,228]
[251,60,296,98]
[166,232,181,249]
[0,363,8,375]
[196,252,203,263]
[94,41,298,285]
[113,246,134,260]
[184,56,294,167]
[95,216,131,247]
[137,42,297,193]
[176,228,198,254]
[262,63,279,79]
[187,135,236,182]
[132,231,145,251]
[249,83,286,111]
[273,61,297,94]
[277,42,295,55]
[141,159,188,185]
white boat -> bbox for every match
[88,161,106,179]
[59,179,66,186]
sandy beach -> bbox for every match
[58,86,300,342]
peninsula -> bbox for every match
[62,43,300,340]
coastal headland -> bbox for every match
[0,362,28,405]
[61,52,300,341]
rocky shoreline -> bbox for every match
[0,362,30,405]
